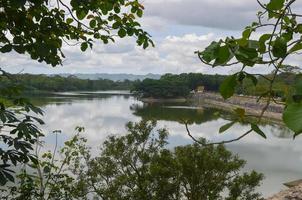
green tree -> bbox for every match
[0,71,44,185]
[132,73,228,98]
[133,78,191,98]
[1,121,263,199]
[0,73,136,92]
[0,0,153,66]
[197,0,302,141]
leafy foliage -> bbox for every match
[1,74,135,92]
[0,71,44,185]
[0,0,153,66]
[0,0,153,186]
[132,78,191,98]
[133,72,296,100]
[197,0,302,138]
[0,120,264,200]
[132,73,226,98]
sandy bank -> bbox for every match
[191,92,284,123]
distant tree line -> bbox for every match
[238,72,296,100]
[132,72,296,99]
[1,72,296,97]
[132,73,226,98]
[0,74,135,92]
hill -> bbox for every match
[54,73,161,81]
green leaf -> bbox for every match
[118,29,127,38]
[242,27,252,39]
[76,10,88,20]
[13,36,23,44]
[137,9,143,18]
[43,166,51,173]
[267,0,285,10]
[282,32,293,42]
[66,18,73,24]
[10,0,26,7]
[0,45,12,53]
[238,72,245,83]
[3,171,14,182]
[246,74,258,86]
[283,103,302,136]
[219,74,237,99]
[219,121,235,133]
[292,95,302,103]
[131,6,137,13]
[201,41,220,63]
[112,22,120,29]
[251,124,267,139]
[143,41,149,49]
[13,45,25,54]
[296,24,302,33]
[272,37,287,58]
[89,19,96,28]
[237,38,248,47]
[294,75,302,95]
[37,44,49,56]
[80,42,88,52]
[0,172,7,186]
[258,34,271,53]
[114,6,120,13]
[289,42,302,54]
[29,155,39,165]
[235,46,258,66]
[234,108,245,120]
[213,45,231,66]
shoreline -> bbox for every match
[266,183,302,200]
[140,97,187,103]
[191,92,284,123]
[140,92,284,123]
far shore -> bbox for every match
[192,92,284,122]
[139,92,284,123]
[140,97,187,103]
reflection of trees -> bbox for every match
[28,93,131,107]
[130,103,233,125]
[269,124,293,138]
[131,103,292,138]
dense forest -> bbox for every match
[132,72,296,99]
[0,74,135,92]
[132,73,225,98]
[0,72,296,98]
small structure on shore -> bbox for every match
[195,85,205,93]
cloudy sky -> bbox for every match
[2,0,296,75]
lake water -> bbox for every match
[33,91,302,197]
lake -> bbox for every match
[33,91,302,197]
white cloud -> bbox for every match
[1,33,220,74]
[144,0,259,30]
[2,0,302,75]
[0,32,273,75]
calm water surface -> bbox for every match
[33,91,302,197]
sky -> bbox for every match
[2,0,302,75]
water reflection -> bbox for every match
[131,103,222,124]
[31,92,302,197]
